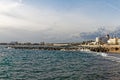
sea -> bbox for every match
[0,46,120,80]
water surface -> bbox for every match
[0,46,120,80]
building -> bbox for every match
[108,38,120,45]
[9,41,18,45]
[96,37,100,43]
[95,34,110,45]
[94,34,120,45]
[107,38,118,45]
[117,39,120,45]
[53,43,69,46]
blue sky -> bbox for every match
[0,0,120,42]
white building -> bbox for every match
[96,37,100,43]
[53,43,69,46]
[107,38,118,45]
[118,39,120,45]
[95,36,109,45]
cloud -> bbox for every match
[1,0,117,42]
[0,0,97,32]
[0,0,60,31]
[0,0,97,42]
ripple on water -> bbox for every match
[0,48,119,80]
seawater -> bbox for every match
[0,46,120,80]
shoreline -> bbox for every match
[4,44,120,54]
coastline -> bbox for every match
[4,44,120,54]
[81,45,120,54]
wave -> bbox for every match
[0,53,5,57]
[96,52,108,57]
[95,52,120,63]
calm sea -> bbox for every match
[0,46,120,80]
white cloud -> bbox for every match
[0,0,60,31]
[0,0,97,32]
[0,0,107,42]
[0,0,21,12]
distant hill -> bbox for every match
[79,27,120,41]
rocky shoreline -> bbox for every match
[6,45,120,53]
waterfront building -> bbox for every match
[95,34,110,45]
[117,39,120,45]
[40,42,45,45]
[53,43,69,46]
[96,37,100,43]
[9,41,18,45]
[107,38,118,45]
[108,38,120,45]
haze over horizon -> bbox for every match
[0,0,120,42]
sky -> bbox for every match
[0,0,120,42]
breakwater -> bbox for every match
[6,45,79,51]
[6,44,120,53]
[87,47,109,52]
[6,45,111,52]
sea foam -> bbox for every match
[95,52,120,63]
